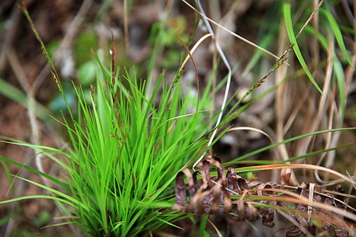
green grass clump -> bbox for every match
[63,58,213,236]
[1,54,216,236]
[0,3,220,235]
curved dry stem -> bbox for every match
[227,126,278,160]
[190,0,232,171]
[267,187,356,223]
[181,0,282,61]
[179,33,212,71]
[234,163,356,186]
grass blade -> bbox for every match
[283,3,322,94]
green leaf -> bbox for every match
[77,60,97,85]
[0,78,50,120]
[319,8,354,68]
[283,3,323,94]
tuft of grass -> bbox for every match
[1,2,220,235]
[1,50,221,236]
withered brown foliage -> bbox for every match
[173,157,355,237]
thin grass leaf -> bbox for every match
[0,195,73,206]
[234,142,356,165]
[283,3,322,94]
[333,55,346,122]
[12,175,89,209]
[0,159,14,195]
[224,127,356,165]
[0,214,13,227]
[0,78,50,120]
[242,34,273,76]
[0,155,70,190]
[19,1,72,117]
[198,214,209,237]
[319,8,353,68]
[303,25,328,50]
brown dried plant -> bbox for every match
[173,156,356,237]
